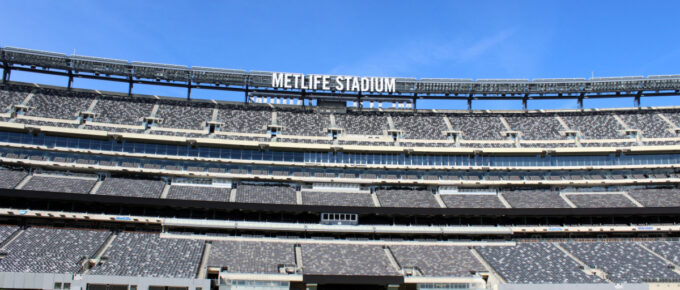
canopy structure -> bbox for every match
[2,46,679,109]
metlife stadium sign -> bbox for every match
[272,73,396,93]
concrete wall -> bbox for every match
[0,272,211,290]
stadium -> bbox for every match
[1,45,680,290]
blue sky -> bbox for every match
[1,1,679,110]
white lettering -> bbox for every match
[335,76,344,91]
[283,73,292,89]
[300,74,308,89]
[272,73,284,88]
[361,77,370,91]
[375,78,384,92]
[385,78,396,93]
[293,74,301,88]
[312,75,321,90]
[351,77,360,91]
[322,75,331,90]
[273,73,396,93]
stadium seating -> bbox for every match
[0,227,108,274]
[0,225,18,244]
[89,232,203,278]
[504,113,566,140]
[476,243,604,284]
[16,119,78,128]
[301,244,400,276]
[301,191,375,207]
[392,113,448,140]
[0,86,32,113]
[216,105,271,134]
[83,125,145,133]
[3,224,680,286]
[400,142,452,147]
[3,85,680,149]
[559,112,625,139]
[375,189,440,208]
[390,245,484,277]
[627,188,680,207]
[155,100,213,130]
[4,53,680,289]
[618,110,676,138]
[25,89,92,120]
[278,110,329,136]
[23,175,97,194]
[565,193,637,208]
[166,185,230,202]
[448,114,506,140]
[335,112,388,135]
[338,140,394,146]
[95,177,165,198]
[664,113,680,130]
[643,241,680,267]
[560,241,680,283]
[464,142,517,148]
[581,142,636,147]
[0,169,27,189]
[277,137,332,144]
[235,184,297,205]
[148,131,205,137]
[502,190,571,208]
[521,142,576,148]
[91,95,155,125]
[208,241,296,274]
[440,194,506,208]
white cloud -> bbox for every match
[328,28,517,76]
[457,29,516,61]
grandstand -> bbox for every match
[1,47,680,290]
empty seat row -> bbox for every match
[6,85,680,142]
[89,232,204,278]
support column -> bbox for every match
[357,92,363,110]
[2,66,10,82]
[634,91,642,107]
[187,71,192,100]
[467,94,473,111]
[244,75,250,104]
[67,70,74,90]
[301,90,307,108]
[128,76,134,96]
[228,188,237,202]
[412,93,417,112]
[295,189,302,205]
